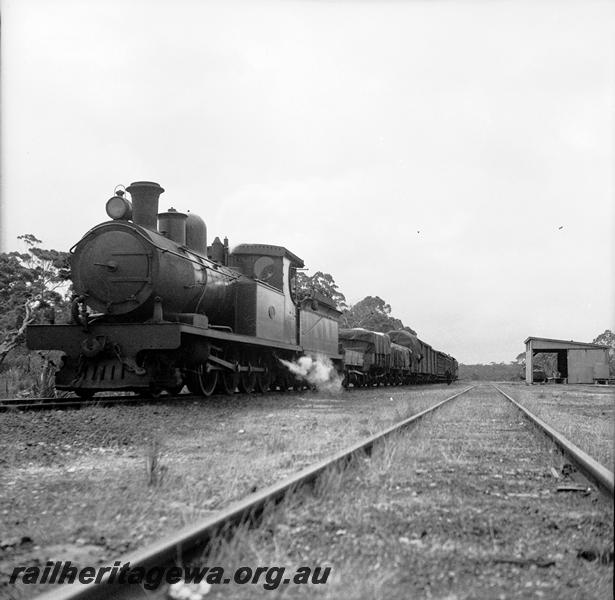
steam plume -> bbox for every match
[279,354,343,394]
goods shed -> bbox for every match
[524,337,610,384]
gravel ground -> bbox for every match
[0,383,466,598]
[196,384,613,600]
[498,383,615,470]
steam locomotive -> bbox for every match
[27,181,456,397]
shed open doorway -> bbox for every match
[531,350,568,383]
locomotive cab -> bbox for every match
[229,244,304,345]
[230,244,303,293]
[229,245,343,361]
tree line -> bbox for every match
[0,235,70,368]
[1,237,613,387]
[295,271,416,334]
[0,239,418,376]
[295,271,615,379]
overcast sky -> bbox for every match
[1,0,613,363]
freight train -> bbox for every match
[27,181,457,397]
[340,329,457,386]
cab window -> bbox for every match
[253,256,276,282]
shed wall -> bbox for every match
[567,349,609,384]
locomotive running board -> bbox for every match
[180,323,344,361]
[179,323,303,353]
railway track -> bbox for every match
[23,384,615,598]
[28,385,474,600]
[0,388,321,412]
[0,393,192,412]
[0,380,455,412]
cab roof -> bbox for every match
[231,243,304,268]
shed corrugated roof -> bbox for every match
[524,336,609,350]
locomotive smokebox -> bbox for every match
[127,181,165,231]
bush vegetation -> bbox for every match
[2,243,613,397]
[0,234,71,397]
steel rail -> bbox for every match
[33,385,476,600]
[0,394,187,412]
[0,397,58,405]
[0,399,135,412]
[493,385,614,498]
[0,394,144,406]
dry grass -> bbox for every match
[0,366,38,398]
[499,384,615,470]
[144,438,167,487]
[0,351,68,399]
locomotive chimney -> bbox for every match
[126,181,165,231]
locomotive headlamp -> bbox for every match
[106,192,133,221]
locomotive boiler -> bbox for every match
[72,182,238,324]
[27,181,342,397]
